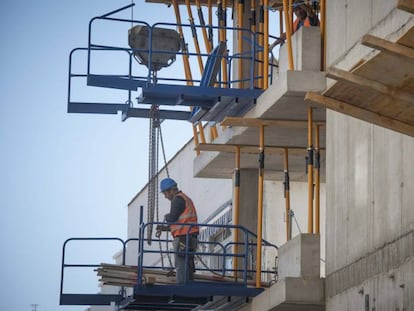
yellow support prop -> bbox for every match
[282,0,294,70]
[320,0,326,71]
[172,0,206,152]
[185,0,204,75]
[237,0,244,88]
[284,148,291,241]
[315,124,320,234]
[307,107,314,234]
[263,0,269,89]
[256,125,265,288]
[233,146,241,277]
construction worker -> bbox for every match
[278,2,319,44]
[292,3,319,33]
[156,178,199,284]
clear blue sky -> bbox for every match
[0,1,192,310]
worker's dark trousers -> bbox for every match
[173,234,198,284]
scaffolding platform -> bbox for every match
[60,218,278,311]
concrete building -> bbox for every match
[64,0,414,310]
[125,0,414,310]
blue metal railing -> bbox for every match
[85,4,265,90]
[60,214,278,306]
[136,206,278,287]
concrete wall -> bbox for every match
[325,1,414,309]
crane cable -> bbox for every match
[146,105,174,269]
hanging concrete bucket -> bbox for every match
[128,25,181,72]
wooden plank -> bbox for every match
[96,270,137,280]
[221,117,325,128]
[326,67,414,105]
[398,0,414,13]
[305,92,414,137]
[99,277,136,286]
[362,34,414,60]
[195,143,325,155]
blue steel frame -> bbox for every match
[67,4,267,123]
[60,208,278,309]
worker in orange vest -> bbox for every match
[157,178,199,284]
[277,3,319,46]
[292,3,319,33]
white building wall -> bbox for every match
[326,1,414,309]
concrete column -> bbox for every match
[233,168,259,276]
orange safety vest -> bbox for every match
[293,17,311,33]
[169,192,199,238]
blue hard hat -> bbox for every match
[160,178,177,192]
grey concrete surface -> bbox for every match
[278,234,320,279]
[239,277,325,311]
[325,1,414,310]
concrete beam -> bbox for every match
[239,277,325,311]
[306,92,414,137]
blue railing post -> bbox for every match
[137,205,145,285]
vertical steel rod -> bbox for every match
[263,0,269,89]
[307,107,314,233]
[284,148,291,241]
[256,125,265,287]
[282,0,294,70]
[315,124,321,234]
[233,146,241,277]
[320,0,326,71]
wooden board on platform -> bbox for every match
[96,263,272,288]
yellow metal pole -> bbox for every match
[192,123,200,155]
[233,146,241,277]
[282,0,294,70]
[284,148,291,241]
[208,0,213,26]
[320,0,326,71]
[258,0,264,89]
[263,0,269,89]
[307,107,314,233]
[172,0,207,151]
[185,0,204,75]
[289,0,293,32]
[315,124,320,234]
[237,0,244,88]
[195,0,213,53]
[256,124,265,287]
[279,8,283,40]
[221,0,228,87]
[250,0,257,88]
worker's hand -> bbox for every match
[156,225,169,232]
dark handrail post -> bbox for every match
[243,229,249,287]
[60,241,67,299]
[137,205,144,285]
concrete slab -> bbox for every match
[278,234,321,279]
[239,277,325,311]
[194,70,326,181]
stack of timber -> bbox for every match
[96,263,177,287]
[96,263,272,287]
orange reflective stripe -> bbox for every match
[170,192,199,237]
[293,17,311,32]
